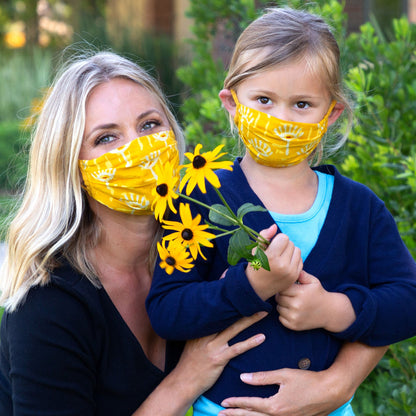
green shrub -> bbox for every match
[0,120,28,191]
[353,338,416,415]
[340,17,416,257]
[341,15,416,416]
[0,47,53,122]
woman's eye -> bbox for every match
[96,134,116,145]
[257,97,271,105]
[141,120,160,131]
[296,101,310,109]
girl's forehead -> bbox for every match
[239,51,330,85]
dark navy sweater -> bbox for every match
[0,263,182,415]
[147,159,416,404]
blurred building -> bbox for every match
[106,0,192,46]
[105,0,415,45]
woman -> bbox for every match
[0,51,386,415]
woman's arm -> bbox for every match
[133,312,267,416]
[218,342,388,416]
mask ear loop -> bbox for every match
[325,100,337,119]
[230,90,240,106]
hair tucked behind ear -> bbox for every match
[0,51,185,311]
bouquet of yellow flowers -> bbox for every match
[152,144,270,275]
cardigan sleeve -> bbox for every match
[0,283,100,415]
[331,199,416,346]
[146,190,272,341]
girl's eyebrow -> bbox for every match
[290,94,322,100]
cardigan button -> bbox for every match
[297,357,311,370]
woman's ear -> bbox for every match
[219,89,237,118]
[327,102,344,127]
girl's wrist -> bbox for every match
[323,292,356,333]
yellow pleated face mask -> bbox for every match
[231,90,336,167]
[79,130,179,215]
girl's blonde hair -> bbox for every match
[224,7,353,164]
[0,51,184,311]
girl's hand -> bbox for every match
[218,367,348,416]
[246,225,302,301]
[276,271,356,332]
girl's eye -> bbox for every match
[296,101,310,109]
[257,97,271,105]
[141,120,161,131]
[95,134,117,145]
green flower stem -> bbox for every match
[213,187,269,247]
[177,192,238,225]
[178,189,269,248]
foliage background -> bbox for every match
[0,0,415,414]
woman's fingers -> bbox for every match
[240,370,283,385]
[219,396,268,415]
[215,311,268,344]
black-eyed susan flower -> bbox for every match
[157,240,194,275]
[162,202,215,260]
[179,144,233,195]
[152,161,180,221]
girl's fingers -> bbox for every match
[258,224,278,242]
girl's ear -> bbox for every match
[327,102,344,127]
[219,89,237,117]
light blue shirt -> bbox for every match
[269,170,334,261]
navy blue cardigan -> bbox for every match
[0,262,182,416]
[147,159,416,403]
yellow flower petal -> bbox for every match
[178,144,233,195]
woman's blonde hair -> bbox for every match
[224,7,353,164]
[0,51,185,311]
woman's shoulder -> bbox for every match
[3,261,105,344]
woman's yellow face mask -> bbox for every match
[79,130,179,215]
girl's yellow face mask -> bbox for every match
[231,90,336,167]
[79,130,179,215]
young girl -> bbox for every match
[147,7,416,415]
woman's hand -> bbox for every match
[179,311,268,394]
[218,343,388,416]
[133,312,267,416]
[218,367,345,416]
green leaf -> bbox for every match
[254,247,270,271]
[208,204,235,226]
[236,202,267,220]
[227,229,254,265]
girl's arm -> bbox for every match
[218,342,388,416]
[132,312,267,416]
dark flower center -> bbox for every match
[192,155,206,169]
[181,228,194,241]
[166,256,176,266]
[156,184,168,197]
